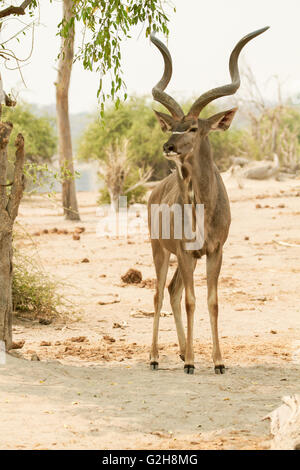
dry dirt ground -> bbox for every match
[1,176,300,450]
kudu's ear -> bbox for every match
[154,110,176,132]
[207,108,238,132]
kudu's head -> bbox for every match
[150,28,269,167]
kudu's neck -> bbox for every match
[190,136,217,210]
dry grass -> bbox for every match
[12,248,63,321]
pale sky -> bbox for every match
[2,0,300,114]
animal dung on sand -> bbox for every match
[121,268,142,284]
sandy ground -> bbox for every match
[1,175,300,450]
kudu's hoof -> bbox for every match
[184,365,195,374]
[214,365,226,374]
[179,354,185,362]
[150,362,159,370]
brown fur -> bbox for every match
[148,117,233,373]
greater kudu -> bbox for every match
[148,27,269,374]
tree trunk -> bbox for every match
[0,124,25,351]
[56,0,80,221]
[109,190,120,213]
[0,230,13,349]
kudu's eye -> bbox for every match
[189,128,198,133]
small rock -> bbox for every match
[98,297,120,305]
[150,431,170,438]
[244,236,249,241]
[270,330,277,334]
[103,335,116,343]
[81,258,90,263]
[40,341,51,347]
[31,353,40,361]
[255,204,262,209]
[71,336,87,343]
[11,340,25,349]
[74,226,85,234]
[39,318,52,325]
[73,234,80,241]
[113,322,127,329]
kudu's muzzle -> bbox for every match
[163,141,176,154]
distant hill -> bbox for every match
[31,104,92,152]
[30,104,99,192]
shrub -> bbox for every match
[12,250,62,320]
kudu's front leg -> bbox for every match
[168,267,186,362]
[150,243,170,370]
[206,248,225,374]
[177,253,197,374]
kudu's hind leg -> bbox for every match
[177,254,197,374]
[150,243,170,370]
[206,248,225,374]
[168,267,186,361]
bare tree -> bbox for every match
[56,0,80,221]
[99,139,152,211]
[0,0,31,351]
[0,127,25,350]
[235,65,300,170]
